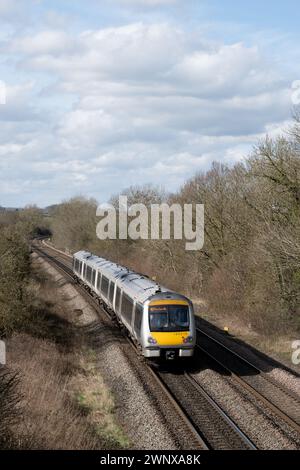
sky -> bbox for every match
[0,0,299,207]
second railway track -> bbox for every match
[195,329,300,436]
[32,243,207,450]
[32,242,259,449]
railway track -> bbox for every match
[195,329,300,436]
[156,369,256,449]
[32,243,207,450]
[32,242,258,450]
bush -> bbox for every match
[0,369,21,449]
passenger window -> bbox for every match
[122,294,133,324]
[102,276,109,297]
[97,272,101,291]
[134,303,143,333]
[115,287,121,312]
[109,281,114,303]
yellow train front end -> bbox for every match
[142,298,196,360]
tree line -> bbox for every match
[0,207,47,335]
[48,119,300,335]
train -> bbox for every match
[72,250,196,360]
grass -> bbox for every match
[72,355,130,448]
[196,305,298,368]
[0,259,129,450]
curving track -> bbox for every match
[32,243,207,450]
[32,242,256,449]
[32,241,300,449]
[195,329,300,435]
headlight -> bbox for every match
[148,336,157,345]
[183,336,193,344]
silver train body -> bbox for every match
[72,251,196,360]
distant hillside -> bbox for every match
[0,206,20,212]
[42,204,58,217]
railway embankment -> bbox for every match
[24,251,193,450]
[2,253,129,449]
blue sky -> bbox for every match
[0,0,299,207]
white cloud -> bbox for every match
[0,0,19,16]
[117,0,178,6]
[0,21,294,206]
[10,30,74,55]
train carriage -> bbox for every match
[73,250,196,360]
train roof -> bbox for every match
[73,250,189,304]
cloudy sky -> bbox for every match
[0,0,299,207]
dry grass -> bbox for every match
[0,369,21,449]
[195,303,298,367]
[71,351,130,448]
[6,334,96,449]
[6,334,127,449]
[1,263,128,450]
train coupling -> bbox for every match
[165,350,176,360]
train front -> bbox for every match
[142,295,196,360]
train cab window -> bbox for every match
[79,261,83,275]
[134,303,143,333]
[149,305,189,332]
[122,293,133,325]
[109,281,115,303]
[74,259,79,272]
[101,276,109,297]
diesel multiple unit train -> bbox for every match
[72,251,196,360]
